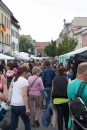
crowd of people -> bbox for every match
[0,58,87,130]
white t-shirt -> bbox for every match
[11,77,28,106]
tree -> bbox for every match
[19,35,35,54]
[56,34,78,56]
[44,40,56,57]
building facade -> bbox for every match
[58,17,87,50]
[11,16,20,54]
[74,27,87,49]
[0,0,20,54]
[35,42,50,56]
[82,30,87,47]
[0,0,13,54]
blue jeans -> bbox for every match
[9,105,31,130]
[44,87,51,108]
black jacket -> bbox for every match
[52,74,68,99]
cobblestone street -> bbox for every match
[18,110,58,130]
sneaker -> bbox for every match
[34,120,40,127]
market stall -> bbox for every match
[0,53,14,63]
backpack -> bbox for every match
[68,82,87,130]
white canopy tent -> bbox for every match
[0,53,15,63]
[14,52,30,60]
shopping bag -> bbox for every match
[51,106,57,127]
[42,104,52,127]
[0,108,12,130]
[8,87,13,103]
[0,101,9,121]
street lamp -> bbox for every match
[28,48,31,57]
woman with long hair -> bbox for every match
[9,66,31,130]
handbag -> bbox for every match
[8,78,15,103]
[0,108,12,130]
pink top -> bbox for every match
[28,75,44,96]
[0,75,4,89]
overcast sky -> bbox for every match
[3,0,87,41]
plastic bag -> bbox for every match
[0,108,12,130]
[42,104,53,127]
[8,87,13,103]
[51,106,57,127]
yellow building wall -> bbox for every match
[0,8,11,45]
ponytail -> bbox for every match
[14,66,29,82]
[14,67,21,82]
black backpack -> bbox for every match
[69,82,87,130]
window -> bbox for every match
[11,29,14,37]
[15,44,17,51]
[11,42,15,50]
[14,31,16,37]
[84,35,87,40]
[17,44,19,51]
[4,16,6,26]
[7,18,8,28]
[11,29,12,35]
[1,14,3,23]
[16,32,18,39]
[5,35,6,44]
[2,32,4,43]
[9,20,10,29]
[9,35,10,44]
[7,34,8,44]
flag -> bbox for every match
[2,24,6,35]
[0,24,2,31]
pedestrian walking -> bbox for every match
[9,66,31,130]
[51,67,69,130]
[42,60,55,107]
[67,62,87,130]
[28,67,44,127]
[6,62,14,89]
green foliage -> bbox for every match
[19,35,35,54]
[56,34,78,56]
[44,40,56,57]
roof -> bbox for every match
[0,0,13,15]
[72,17,87,26]
[35,42,50,49]
[11,16,19,23]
